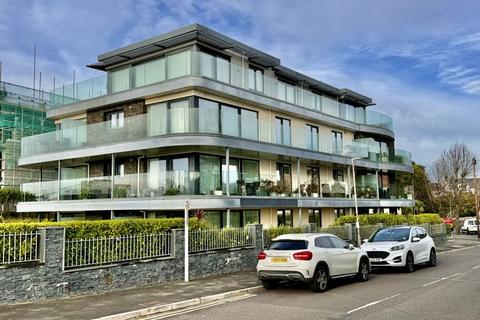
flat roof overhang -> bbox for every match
[90,24,280,71]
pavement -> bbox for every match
[0,234,478,320]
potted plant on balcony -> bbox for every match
[259,179,274,196]
[164,187,180,196]
[79,185,93,199]
[214,186,223,196]
[274,181,288,197]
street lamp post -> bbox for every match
[472,158,480,239]
[351,157,361,247]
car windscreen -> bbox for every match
[369,228,410,242]
[269,240,308,250]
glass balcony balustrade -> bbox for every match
[21,166,413,202]
[46,51,393,131]
[21,107,411,166]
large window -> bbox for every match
[241,109,258,140]
[199,155,221,195]
[275,117,291,146]
[248,67,263,92]
[307,166,320,196]
[221,105,240,137]
[204,210,260,228]
[240,159,260,196]
[331,130,343,155]
[277,209,293,226]
[222,158,240,195]
[198,99,219,134]
[199,51,230,83]
[305,124,319,151]
[105,110,125,129]
[169,100,190,133]
[110,68,130,93]
[147,156,192,195]
[308,209,322,227]
[276,163,292,193]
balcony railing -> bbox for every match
[20,110,410,166]
[46,50,393,131]
[21,170,413,203]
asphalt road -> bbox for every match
[165,243,480,320]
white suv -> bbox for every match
[256,233,370,292]
[361,226,436,272]
[461,218,478,235]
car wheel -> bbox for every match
[428,248,437,267]
[261,280,279,290]
[357,258,369,282]
[311,265,329,293]
[405,252,414,273]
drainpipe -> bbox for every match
[57,160,61,201]
[111,154,115,199]
[225,147,230,197]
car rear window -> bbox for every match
[269,240,308,250]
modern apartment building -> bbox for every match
[18,24,413,227]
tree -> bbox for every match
[412,163,436,213]
[430,143,475,230]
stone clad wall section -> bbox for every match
[0,225,263,305]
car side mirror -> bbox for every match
[362,239,369,244]
[349,244,355,250]
[412,236,420,243]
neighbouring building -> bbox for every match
[0,81,56,189]
[17,24,413,227]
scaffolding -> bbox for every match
[0,81,56,189]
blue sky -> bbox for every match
[1,0,480,166]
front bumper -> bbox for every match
[368,251,406,267]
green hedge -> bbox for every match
[332,213,442,226]
[0,218,209,239]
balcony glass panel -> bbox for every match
[134,57,165,87]
[170,100,190,133]
[200,52,215,78]
[110,68,130,93]
[216,56,230,83]
[323,96,338,117]
[167,50,191,79]
[147,103,167,136]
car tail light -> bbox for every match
[293,251,313,261]
[257,251,267,260]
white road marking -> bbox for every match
[437,244,480,255]
[422,272,461,287]
[472,265,480,270]
[347,294,401,314]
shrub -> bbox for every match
[0,218,209,239]
[332,213,443,226]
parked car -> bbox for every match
[361,226,436,272]
[256,233,370,292]
[461,218,479,235]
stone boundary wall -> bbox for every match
[0,224,263,305]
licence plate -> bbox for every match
[271,257,288,263]
[371,258,382,262]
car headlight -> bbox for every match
[390,245,405,251]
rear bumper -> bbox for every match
[257,270,310,282]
